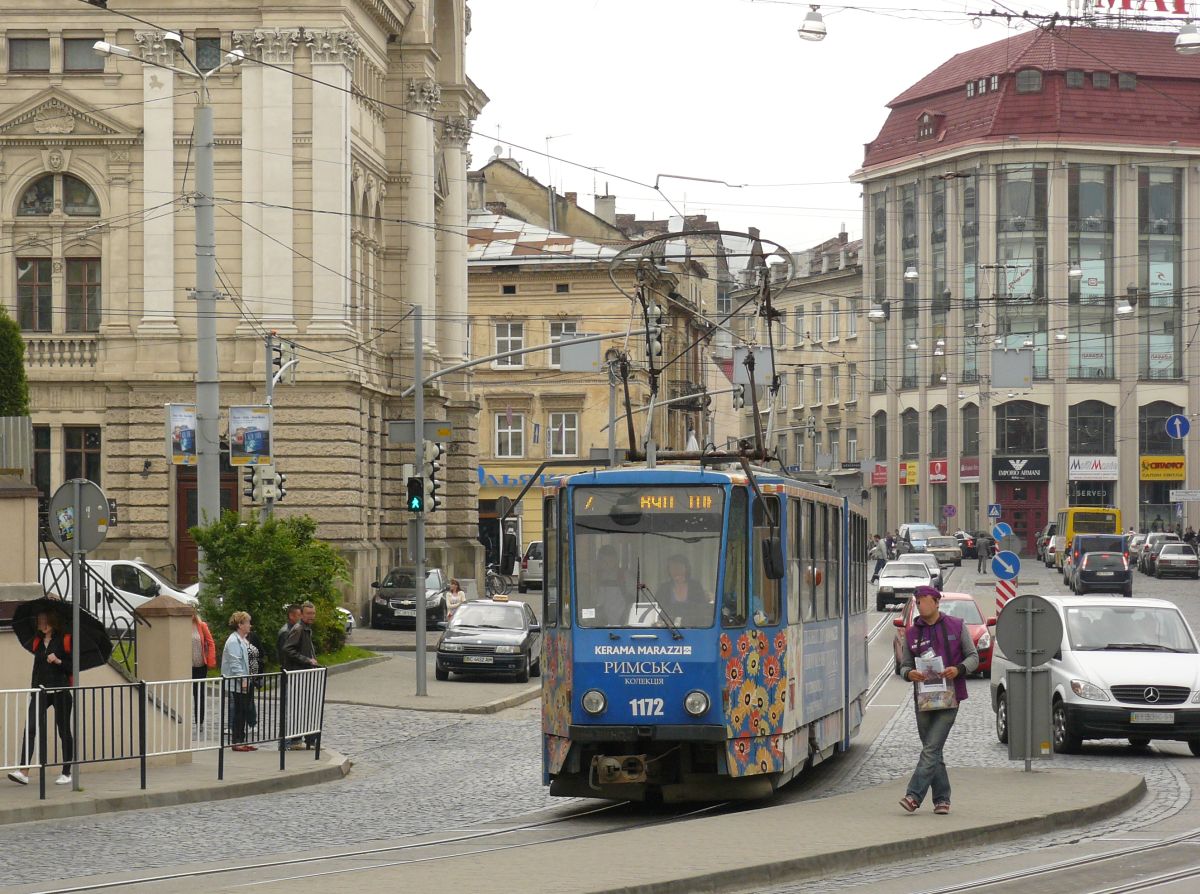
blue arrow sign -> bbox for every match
[1166,414,1191,440]
[987,503,1002,519]
[991,550,1021,580]
[992,522,1013,541]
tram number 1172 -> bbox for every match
[629,697,664,717]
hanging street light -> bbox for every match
[798,5,827,41]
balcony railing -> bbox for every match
[668,380,709,412]
[23,336,98,368]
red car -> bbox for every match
[892,591,994,677]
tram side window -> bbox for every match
[752,495,781,625]
[813,504,828,621]
[857,514,869,613]
[827,507,842,619]
[543,495,558,628]
[559,489,571,627]
[788,499,802,622]
[804,500,819,621]
[722,488,748,627]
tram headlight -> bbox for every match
[684,690,710,717]
[581,689,607,715]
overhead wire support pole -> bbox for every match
[413,306,428,698]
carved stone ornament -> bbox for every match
[109,147,130,163]
[135,31,176,67]
[441,116,472,148]
[233,28,301,65]
[407,78,442,111]
[47,148,66,171]
[306,28,360,65]
[33,100,75,135]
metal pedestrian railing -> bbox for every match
[0,668,328,799]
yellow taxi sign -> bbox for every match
[491,594,509,602]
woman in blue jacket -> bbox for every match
[221,611,256,751]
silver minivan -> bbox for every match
[990,595,1200,755]
[39,557,197,630]
[518,541,543,593]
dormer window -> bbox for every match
[991,75,999,91]
[1015,69,1042,93]
[1093,71,1110,89]
[917,113,936,140]
[966,80,975,98]
[1118,72,1136,90]
[977,77,987,95]
[1066,69,1084,88]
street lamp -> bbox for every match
[1176,21,1200,55]
[867,300,891,322]
[904,264,919,281]
[94,37,244,592]
[798,5,827,41]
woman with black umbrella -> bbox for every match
[7,608,76,787]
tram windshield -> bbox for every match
[573,485,725,629]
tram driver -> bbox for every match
[654,553,713,627]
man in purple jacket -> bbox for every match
[896,585,979,815]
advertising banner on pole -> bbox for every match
[229,405,273,465]
[165,403,198,466]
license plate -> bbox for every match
[396,608,416,616]
[1131,711,1173,724]
[1096,571,1114,577]
[463,655,493,664]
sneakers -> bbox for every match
[55,774,72,786]
[7,771,29,786]
[231,744,258,752]
[934,801,951,815]
[899,795,919,813]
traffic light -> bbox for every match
[646,302,664,358]
[275,470,288,503]
[406,476,425,513]
[269,333,283,374]
[252,464,278,502]
[243,467,257,501]
[424,440,444,511]
[732,384,746,409]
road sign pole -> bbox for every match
[261,333,276,524]
[413,307,427,698]
[70,477,82,791]
[1023,602,1034,772]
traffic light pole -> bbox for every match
[413,307,428,697]
[261,333,277,524]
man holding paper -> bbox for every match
[896,585,979,816]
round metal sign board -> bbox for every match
[995,594,1063,668]
[495,495,513,517]
[48,479,110,553]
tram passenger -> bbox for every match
[655,554,713,627]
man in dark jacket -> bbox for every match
[896,585,979,816]
[277,604,301,666]
[282,602,320,749]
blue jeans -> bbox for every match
[907,706,958,805]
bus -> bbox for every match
[1052,507,1122,572]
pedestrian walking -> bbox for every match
[7,609,75,786]
[885,531,896,559]
[277,604,300,666]
[190,608,216,726]
[221,611,256,752]
[896,585,979,815]
[282,601,320,749]
[869,535,888,583]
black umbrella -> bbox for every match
[11,597,113,672]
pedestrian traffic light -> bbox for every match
[424,440,444,511]
[406,476,425,513]
[646,302,664,358]
[732,384,746,409]
[275,470,288,503]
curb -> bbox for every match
[326,684,540,715]
[0,750,351,827]
[324,655,390,675]
[353,643,439,653]
[583,774,1146,894]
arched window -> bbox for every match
[873,410,888,462]
[63,175,100,216]
[18,175,54,216]
[1139,401,1184,455]
[901,409,920,458]
[1015,69,1043,93]
[18,173,100,217]
[995,400,1047,454]
[930,406,947,457]
[961,403,979,455]
[1068,401,1115,455]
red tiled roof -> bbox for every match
[865,26,1200,169]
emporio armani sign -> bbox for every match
[991,456,1050,481]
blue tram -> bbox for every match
[538,460,870,801]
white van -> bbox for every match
[39,557,197,629]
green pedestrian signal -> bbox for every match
[406,476,425,512]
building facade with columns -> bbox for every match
[857,24,1200,554]
[2,1,486,614]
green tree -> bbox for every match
[190,511,349,661]
[0,306,29,417]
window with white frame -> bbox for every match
[548,320,577,367]
[829,300,840,339]
[495,412,525,457]
[494,321,524,367]
[830,367,840,403]
[794,369,804,406]
[828,427,840,464]
[794,436,805,469]
[812,367,823,405]
[794,306,805,344]
[548,412,578,457]
[777,376,788,408]
[848,298,859,337]
[848,363,858,402]
[812,304,822,341]
[846,428,858,462]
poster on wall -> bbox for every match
[1079,258,1106,303]
[228,405,273,466]
[1149,261,1175,306]
[1149,333,1175,376]
[165,403,197,466]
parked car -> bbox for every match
[892,591,994,676]
[1129,533,1147,556]
[1065,534,1127,587]
[40,557,197,631]
[875,560,935,612]
[370,567,450,628]
[517,540,544,593]
[896,523,943,556]
[925,535,963,566]
[1145,537,1183,577]
[990,595,1200,754]
[908,552,945,588]
[1139,533,1180,574]
[954,530,980,559]
[434,595,541,683]
[1044,540,1057,568]
[1035,523,1058,562]
[1154,543,1200,580]
[1072,551,1133,597]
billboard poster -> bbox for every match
[1079,258,1106,302]
[870,462,887,487]
[959,457,979,482]
[165,403,198,466]
[928,459,948,484]
[1140,455,1185,481]
[899,460,918,486]
[1149,260,1175,306]
[1068,455,1118,481]
[229,405,273,466]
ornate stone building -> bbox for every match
[1,1,486,614]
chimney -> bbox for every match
[838,248,848,270]
[565,191,577,206]
[838,222,848,244]
[486,201,507,217]
[594,194,617,225]
[820,252,831,274]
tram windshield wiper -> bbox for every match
[634,558,683,640]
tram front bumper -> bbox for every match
[568,724,727,742]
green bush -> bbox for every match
[0,306,30,417]
[190,511,349,661]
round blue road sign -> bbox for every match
[1166,414,1191,440]
[991,550,1021,580]
[992,522,1013,541]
